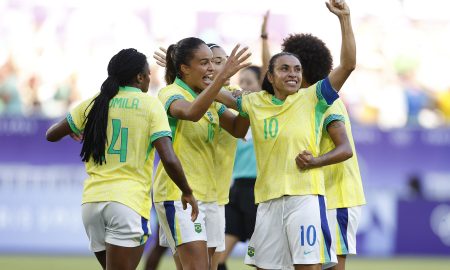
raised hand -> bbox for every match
[217,44,252,82]
[153,47,167,68]
[325,0,350,17]
[261,10,270,38]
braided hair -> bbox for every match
[80,48,147,165]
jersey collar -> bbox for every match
[119,86,141,92]
[271,95,285,105]
[175,77,198,98]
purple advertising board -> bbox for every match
[395,200,450,255]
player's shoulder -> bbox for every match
[159,83,185,96]
[71,94,97,112]
[328,98,348,114]
[244,90,269,101]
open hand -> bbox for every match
[217,44,252,81]
[153,47,167,68]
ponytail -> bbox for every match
[80,76,120,164]
[165,44,178,84]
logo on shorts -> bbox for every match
[194,223,202,233]
[247,246,255,257]
[304,250,313,255]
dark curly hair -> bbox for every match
[281,33,333,87]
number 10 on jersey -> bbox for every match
[263,117,278,139]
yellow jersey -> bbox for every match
[320,99,366,209]
[153,78,226,202]
[67,86,172,219]
[215,86,239,205]
[237,78,338,203]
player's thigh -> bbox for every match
[154,201,207,254]
[285,195,334,267]
[244,198,288,270]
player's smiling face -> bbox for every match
[268,55,302,96]
[181,44,214,93]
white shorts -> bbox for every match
[326,206,362,256]
[159,224,170,247]
[155,201,222,253]
[81,202,150,252]
[244,195,336,269]
[216,205,226,252]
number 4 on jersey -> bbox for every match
[107,119,128,162]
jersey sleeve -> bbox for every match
[236,94,251,118]
[322,101,345,133]
[149,98,172,145]
[158,86,186,114]
[66,98,94,135]
[316,77,339,106]
[215,101,227,117]
[304,77,340,117]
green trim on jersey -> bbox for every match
[271,96,285,105]
[119,86,141,92]
[151,131,172,144]
[164,95,185,112]
[146,131,172,161]
[217,104,226,116]
[66,113,82,135]
[175,77,197,98]
[323,114,345,132]
[236,96,249,118]
[314,80,330,145]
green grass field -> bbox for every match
[1,255,449,270]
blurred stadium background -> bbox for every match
[0,0,449,269]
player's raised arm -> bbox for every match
[326,0,356,92]
[260,10,271,85]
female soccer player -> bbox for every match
[45,48,198,270]
[152,37,250,270]
[282,6,366,270]
[215,1,356,269]
[216,12,271,270]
